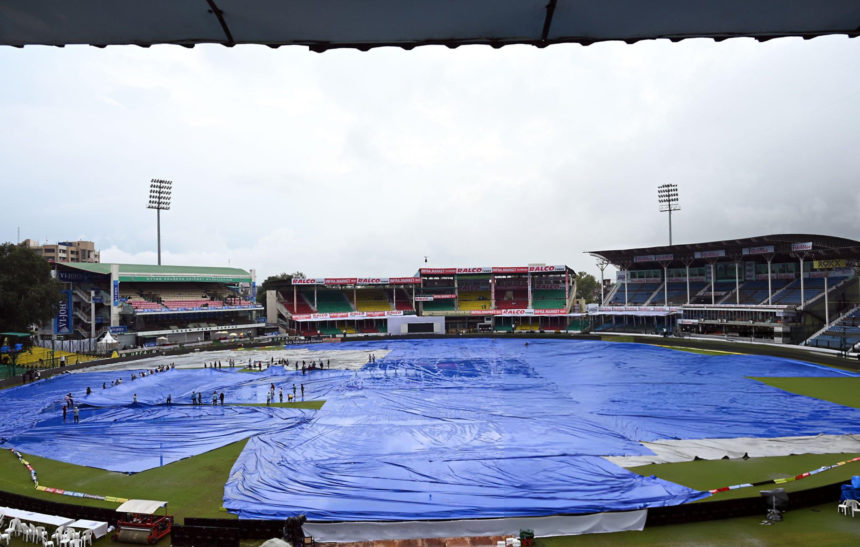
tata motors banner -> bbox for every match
[55,290,73,334]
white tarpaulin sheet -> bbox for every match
[606,434,860,468]
[116,500,167,515]
[303,510,647,543]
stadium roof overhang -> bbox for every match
[588,234,860,268]
[2,1,859,50]
[55,262,252,283]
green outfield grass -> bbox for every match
[0,440,248,522]
[752,377,860,409]
[632,452,860,501]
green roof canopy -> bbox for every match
[58,263,252,283]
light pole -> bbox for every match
[657,183,680,245]
[147,179,172,265]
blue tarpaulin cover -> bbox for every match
[1,339,858,521]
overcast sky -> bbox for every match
[1,36,858,281]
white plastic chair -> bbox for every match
[0,530,10,546]
[3,519,19,538]
[838,498,859,516]
[68,538,83,547]
[25,522,40,542]
[80,529,93,547]
[42,535,56,547]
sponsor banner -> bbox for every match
[414,296,434,302]
[420,268,457,275]
[791,242,813,252]
[528,265,566,273]
[634,254,673,263]
[324,277,357,285]
[322,337,341,343]
[112,280,120,307]
[292,278,325,285]
[92,296,104,304]
[422,266,566,275]
[694,250,726,259]
[251,282,257,300]
[742,245,774,256]
[291,310,404,322]
[678,319,699,325]
[430,293,457,299]
[120,275,249,283]
[597,305,682,313]
[466,308,568,317]
[357,277,388,285]
[667,276,707,283]
[55,290,73,334]
[813,259,847,270]
[109,325,128,334]
[389,277,421,284]
[533,308,567,315]
[57,270,97,282]
[138,323,262,336]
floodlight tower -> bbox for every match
[147,179,172,265]
[657,183,680,245]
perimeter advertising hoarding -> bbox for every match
[55,290,73,334]
[420,266,566,275]
[634,254,673,263]
[742,245,774,255]
[292,277,421,285]
[813,259,847,270]
[467,308,567,316]
[291,310,405,322]
[694,250,725,259]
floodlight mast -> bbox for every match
[657,183,680,245]
[146,179,172,265]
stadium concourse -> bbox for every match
[589,234,860,350]
[2,338,860,541]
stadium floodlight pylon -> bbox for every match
[147,179,172,265]
[657,183,680,246]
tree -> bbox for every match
[256,271,305,304]
[574,271,600,304]
[0,243,63,332]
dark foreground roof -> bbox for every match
[2,1,859,50]
[589,234,860,267]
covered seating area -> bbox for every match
[0,506,107,545]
